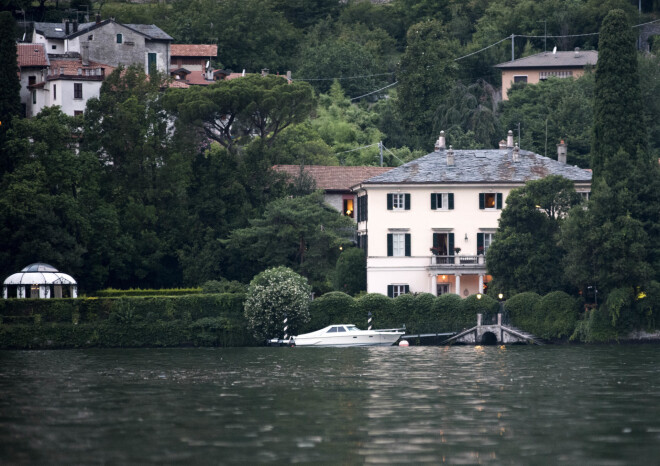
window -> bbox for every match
[74,83,83,99]
[431,193,454,210]
[52,45,56,50]
[116,33,123,44]
[387,233,410,257]
[53,84,56,100]
[28,76,36,86]
[88,35,93,40]
[388,284,409,298]
[357,234,368,254]
[32,90,36,104]
[387,193,410,210]
[74,111,83,116]
[437,284,450,295]
[357,195,368,222]
[147,52,157,75]
[513,75,527,83]
[479,193,502,210]
[540,71,573,80]
[343,198,354,218]
[477,232,495,255]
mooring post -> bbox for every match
[498,313,502,326]
[477,313,482,326]
[367,311,373,331]
[283,313,289,341]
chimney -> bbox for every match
[435,131,446,151]
[96,14,101,24]
[447,145,455,166]
[81,43,89,66]
[574,47,581,58]
[499,140,506,150]
[507,130,514,148]
[65,20,70,35]
[261,68,269,77]
[512,143,520,162]
[73,20,78,33]
[557,140,567,164]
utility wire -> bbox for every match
[296,72,395,82]
[334,143,380,155]
[454,36,512,61]
[350,81,398,101]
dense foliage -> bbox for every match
[243,266,312,341]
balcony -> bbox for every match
[429,254,485,269]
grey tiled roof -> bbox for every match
[34,21,172,41]
[360,148,592,185]
[495,51,597,69]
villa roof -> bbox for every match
[494,50,598,69]
[357,148,592,186]
[3,263,77,285]
[34,20,173,41]
[17,43,49,67]
[273,165,394,192]
[171,44,217,57]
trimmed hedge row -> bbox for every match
[93,288,203,297]
[0,294,254,349]
[298,292,499,335]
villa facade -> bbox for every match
[352,132,592,298]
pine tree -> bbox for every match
[0,12,22,144]
[591,9,647,180]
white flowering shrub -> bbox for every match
[244,266,312,341]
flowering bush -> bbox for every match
[244,267,312,341]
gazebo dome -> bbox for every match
[3,263,78,299]
[4,263,77,285]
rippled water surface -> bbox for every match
[1,345,660,464]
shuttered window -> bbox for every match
[431,193,454,210]
[479,193,503,210]
[387,193,410,210]
[387,233,411,257]
[387,284,410,298]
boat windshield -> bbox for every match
[346,326,360,332]
[327,326,347,333]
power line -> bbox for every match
[334,143,380,155]
[454,36,512,61]
[295,72,395,82]
[350,81,398,101]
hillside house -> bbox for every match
[17,43,49,117]
[495,50,597,100]
[351,132,592,298]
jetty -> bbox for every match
[441,313,543,345]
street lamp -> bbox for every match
[498,293,505,324]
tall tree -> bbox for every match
[487,175,582,296]
[396,19,459,149]
[591,9,647,178]
[0,11,21,155]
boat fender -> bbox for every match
[398,340,409,347]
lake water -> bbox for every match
[1,345,660,464]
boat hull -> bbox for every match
[293,328,403,347]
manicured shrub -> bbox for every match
[306,291,358,332]
[244,267,312,341]
[534,291,579,339]
[506,292,542,332]
[392,293,417,329]
[410,293,436,333]
[356,293,395,329]
[202,279,247,294]
[433,294,463,331]
[94,288,202,297]
[333,248,366,296]
[461,294,498,328]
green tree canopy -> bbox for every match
[244,266,312,341]
[0,11,21,150]
[487,175,582,296]
[333,248,366,296]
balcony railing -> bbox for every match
[430,255,485,266]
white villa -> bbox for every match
[352,131,592,298]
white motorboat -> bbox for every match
[286,324,404,347]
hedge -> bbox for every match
[0,293,253,349]
[93,288,203,298]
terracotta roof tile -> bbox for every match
[17,44,48,67]
[48,57,114,77]
[171,44,217,57]
[273,165,394,192]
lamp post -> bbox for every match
[498,293,506,325]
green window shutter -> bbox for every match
[477,233,484,255]
[387,234,393,256]
[448,193,454,210]
[448,233,454,255]
[387,285,394,298]
[497,193,503,209]
[387,194,393,210]
[403,285,410,294]
[479,193,485,209]
[405,234,411,256]
[404,193,411,210]
[431,193,437,210]
[433,233,440,249]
